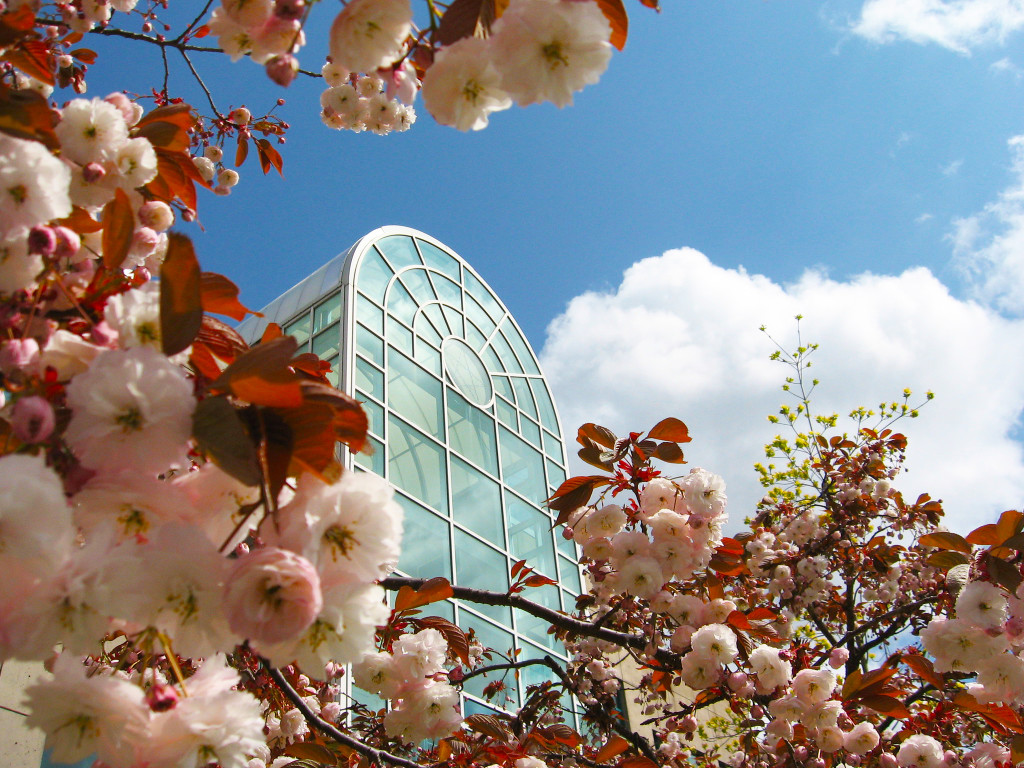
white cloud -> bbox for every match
[990,56,1024,77]
[953,134,1024,313]
[851,0,1024,53]
[541,250,1024,536]
[916,212,935,223]
[942,158,964,176]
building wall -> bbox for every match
[0,661,46,768]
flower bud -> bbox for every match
[828,647,849,669]
[138,200,174,231]
[12,395,56,443]
[52,226,81,259]
[204,145,223,163]
[266,54,299,87]
[82,162,106,183]
[146,682,179,712]
[0,338,39,374]
[680,715,698,734]
[229,107,251,125]
[274,0,304,20]
[27,225,57,256]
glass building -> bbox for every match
[238,226,580,720]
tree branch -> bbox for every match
[262,660,428,768]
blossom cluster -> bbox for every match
[353,628,464,744]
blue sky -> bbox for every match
[85,0,1024,531]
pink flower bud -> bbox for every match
[880,753,898,768]
[146,682,179,712]
[82,162,106,183]
[138,200,174,232]
[727,672,748,692]
[274,0,304,21]
[266,54,299,87]
[203,145,223,163]
[794,747,808,761]
[12,395,56,443]
[828,647,849,669]
[448,666,464,682]
[28,226,57,256]
[680,715,698,734]
[229,107,251,125]
[52,226,81,259]
[0,338,39,374]
[90,320,117,346]
[751,704,764,719]
[58,54,73,68]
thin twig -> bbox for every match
[179,48,224,119]
[262,661,429,768]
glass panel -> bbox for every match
[442,306,464,336]
[492,331,523,374]
[284,312,311,346]
[516,583,560,649]
[312,328,340,360]
[389,320,414,356]
[464,271,504,324]
[388,348,443,437]
[512,379,536,419]
[358,247,393,301]
[460,616,518,708]
[447,390,498,475]
[396,495,452,580]
[415,311,444,346]
[354,434,384,476]
[422,303,450,338]
[518,640,562,701]
[496,398,517,430]
[558,554,582,594]
[414,340,441,376]
[451,456,503,547]
[482,343,504,374]
[417,239,461,280]
[455,530,510,624]
[462,699,502,718]
[356,325,383,366]
[500,428,546,505]
[376,235,422,270]
[546,459,566,493]
[324,355,339,388]
[542,431,562,461]
[520,416,540,447]
[466,322,488,353]
[464,294,496,338]
[431,273,462,308]
[350,685,387,716]
[530,379,559,433]
[355,357,384,400]
[557,529,578,558]
[359,393,384,436]
[504,322,540,375]
[389,416,448,514]
[387,281,417,326]
[357,294,383,334]
[506,493,557,578]
[402,269,437,306]
[314,293,342,333]
[493,375,514,401]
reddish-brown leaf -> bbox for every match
[0,5,36,42]
[56,206,103,233]
[69,48,97,64]
[918,531,972,553]
[967,523,1001,546]
[902,652,946,690]
[213,336,304,408]
[647,417,691,443]
[620,758,659,768]
[523,574,558,588]
[189,341,223,381]
[996,509,1024,542]
[926,551,970,570]
[592,735,630,763]
[577,422,617,449]
[200,272,260,320]
[986,552,1022,593]
[953,692,1024,734]
[297,380,368,455]
[101,188,134,269]
[547,475,611,526]
[2,40,55,86]
[284,742,339,766]
[235,133,249,167]
[160,233,203,356]
[255,138,283,176]
[262,323,284,342]
[191,396,261,487]
[747,607,777,622]
[705,573,724,600]
[196,315,248,365]
[414,616,471,666]
[726,610,751,630]
[652,441,686,463]
[0,87,58,148]
[858,694,910,719]
[435,0,501,44]
[594,0,628,50]
[134,119,190,152]
[278,401,343,482]
[394,577,454,612]
[463,713,512,741]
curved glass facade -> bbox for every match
[239,226,578,719]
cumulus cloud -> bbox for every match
[540,250,1024,535]
[990,56,1024,77]
[850,0,1024,53]
[953,134,1024,313]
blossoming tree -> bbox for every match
[1,2,1022,768]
